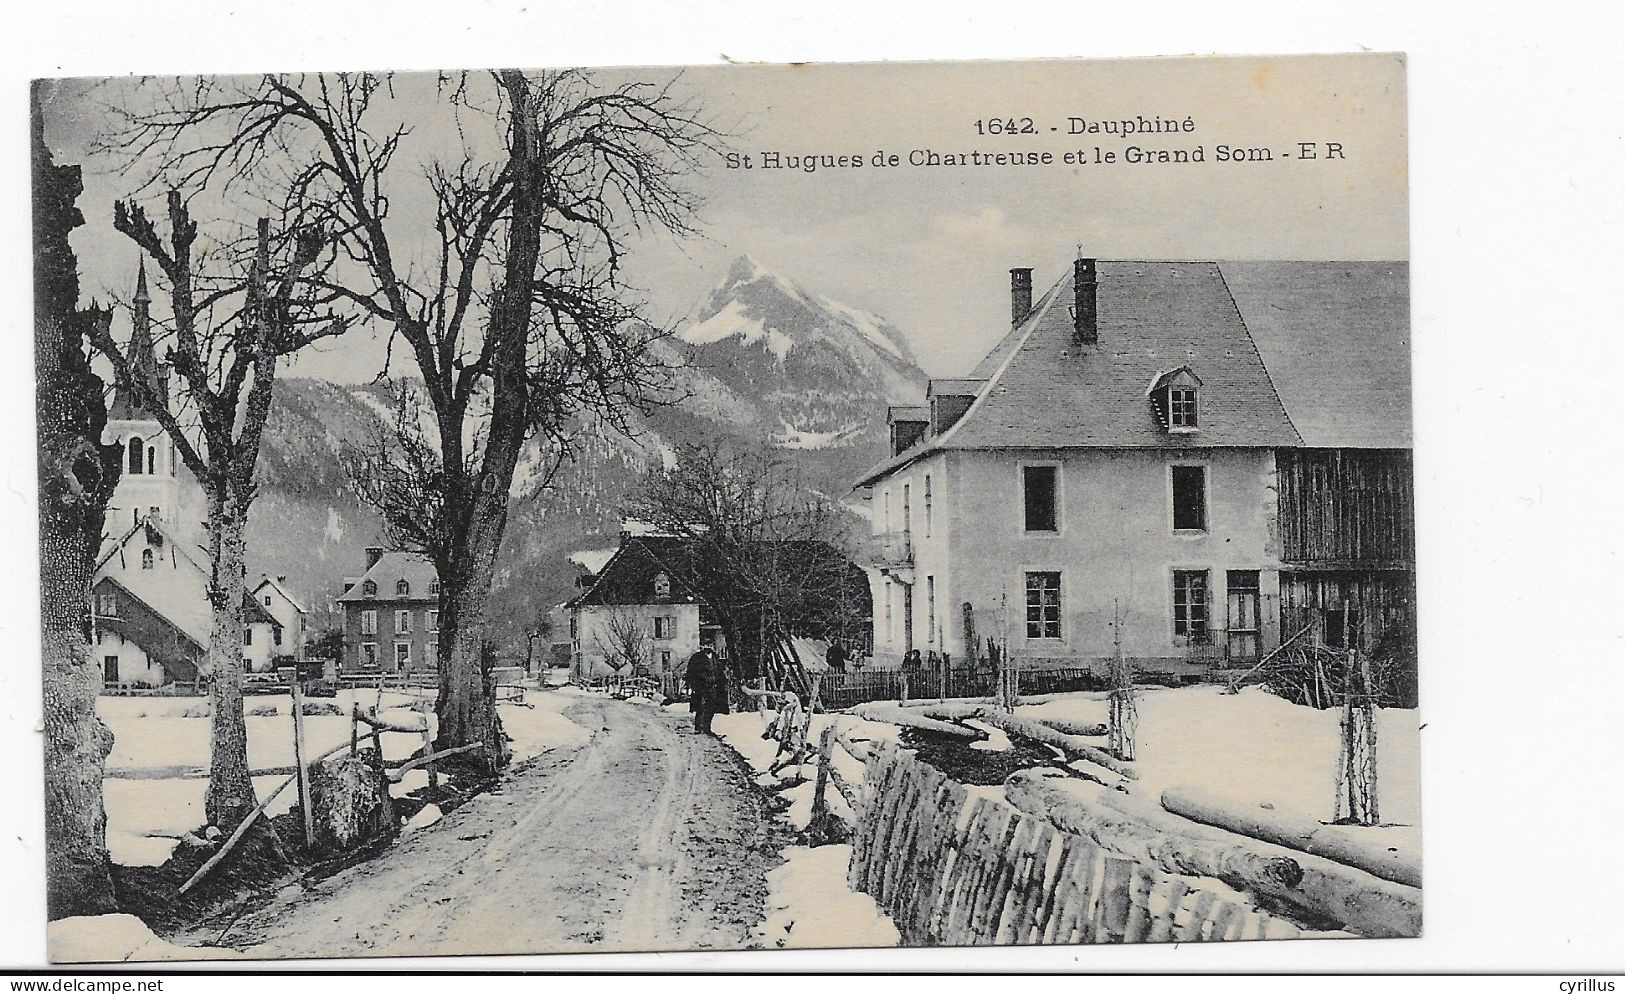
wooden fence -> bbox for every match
[820,665,1116,710]
[844,741,1301,945]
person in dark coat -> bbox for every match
[686,647,729,735]
[825,640,848,674]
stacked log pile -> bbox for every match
[846,741,1302,944]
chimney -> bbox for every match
[276,575,287,584]
[1009,267,1033,326]
[1073,257,1098,346]
[365,546,384,570]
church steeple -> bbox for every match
[109,257,167,420]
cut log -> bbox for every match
[975,711,1137,779]
[350,704,429,735]
[1006,769,1301,891]
[305,750,397,851]
[850,704,983,740]
[1160,786,1420,888]
[1039,718,1109,738]
[1006,769,1422,938]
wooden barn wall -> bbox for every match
[1276,448,1415,566]
[1278,571,1417,652]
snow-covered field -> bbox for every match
[96,687,590,867]
[1012,685,1422,857]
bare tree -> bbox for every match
[90,194,344,829]
[104,70,715,772]
[594,608,648,680]
[626,438,868,683]
[34,88,122,918]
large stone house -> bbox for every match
[850,257,1413,677]
[335,547,442,674]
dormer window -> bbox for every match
[396,579,411,597]
[428,579,440,596]
[653,572,671,599]
[1170,387,1198,429]
[362,580,377,597]
[1149,367,1202,433]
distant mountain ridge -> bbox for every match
[245,256,927,654]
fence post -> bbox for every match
[290,672,314,847]
[899,671,910,706]
[810,724,836,822]
[422,718,438,794]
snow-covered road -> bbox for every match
[184,696,786,959]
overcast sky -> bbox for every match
[41,53,1407,381]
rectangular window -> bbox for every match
[926,575,937,644]
[361,642,379,668]
[1173,569,1211,643]
[243,626,253,646]
[360,609,378,636]
[395,609,412,635]
[427,609,440,632]
[660,650,672,669]
[1170,388,1199,429]
[97,592,118,617]
[273,626,283,647]
[1024,571,1062,640]
[924,474,933,537]
[263,594,273,606]
[394,642,411,669]
[653,616,675,639]
[1172,465,1208,531]
[1022,465,1059,533]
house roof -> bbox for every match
[252,575,308,614]
[94,518,279,643]
[853,259,1410,489]
[567,536,704,608]
[1222,261,1411,448]
[335,551,440,603]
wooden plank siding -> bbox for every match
[1276,448,1415,568]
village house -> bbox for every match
[335,547,442,674]
[565,535,709,681]
[252,574,309,661]
[566,530,872,682]
[92,518,283,686]
[850,257,1413,678]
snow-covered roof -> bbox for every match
[335,551,440,603]
[252,575,308,614]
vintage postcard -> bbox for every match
[33,52,1415,962]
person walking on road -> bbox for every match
[686,647,729,735]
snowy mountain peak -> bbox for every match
[680,255,919,371]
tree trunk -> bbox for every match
[433,528,509,774]
[40,510,117,919]
[203,489,256,828]
[34,88,121,919]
